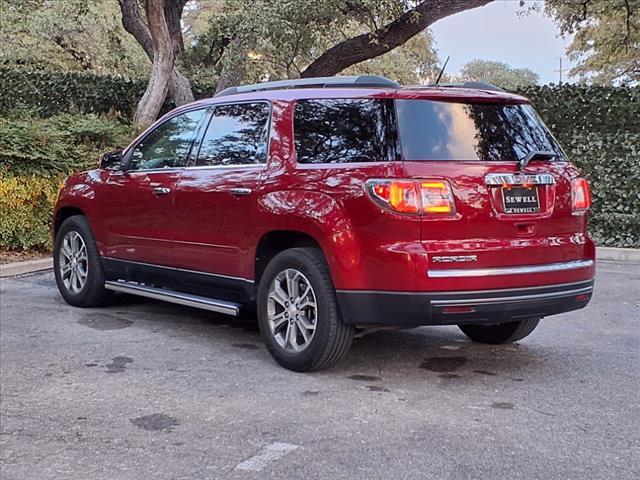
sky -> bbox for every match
[430,0,575,84]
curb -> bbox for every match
[596,247,640,262]
[0,258,53,278]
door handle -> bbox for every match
[229,187,252,196]
[153,186,171,196]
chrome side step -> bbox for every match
[104,281,240,316]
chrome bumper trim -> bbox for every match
[485,173,555,185]
[430,285,593,307]
[427,259,594,278]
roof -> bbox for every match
[172,77,529,117]
[201,86,528,104]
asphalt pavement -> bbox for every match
[1,261,638,479]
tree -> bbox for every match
[459,59,540,89]
[344,32,440,85]
[0,0,146,76]
[132,0,175,126]
[543,0,639,84]
[118,0,194,111]
[122,0,495,117]
[299,0,493,78]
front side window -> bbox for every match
[294,98,399,164]
[196,102,270,167]
[395,100,566,162]
[129,109,207,171]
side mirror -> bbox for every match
[98,150,124,170]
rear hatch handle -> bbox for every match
[519,150,557,170]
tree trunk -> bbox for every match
[301,0,494,78]
[214,37,248,94]
[118,0,194,107]
[133,0,174,127]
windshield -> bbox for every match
[395,99,566,162]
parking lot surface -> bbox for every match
[1,261,638,480]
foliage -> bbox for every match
[459,59,540,89]
[0,112,133,176]
[185,0,404,79]
[518,84,640,247]
[0,0,148,77]
[542,0,639,84]
[0,175,62,250]
[344,32,440,84]
[0,66,149,117]
[0,68,638,248]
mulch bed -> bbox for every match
[0,249,51,265]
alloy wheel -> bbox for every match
[59,231,89,294]
[267,268,318,352]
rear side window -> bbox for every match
[395,100,566,162]
[294,99,399,164]
[196,102,270,167]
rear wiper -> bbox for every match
[518,150,557,170]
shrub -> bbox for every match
[0,112,133,176]
[0,67,638,248]
[0,175,62,250]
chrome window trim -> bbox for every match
[427,259,594,278]
[183,163,266,171]
[118,167,185,174]
[485,173,555,185]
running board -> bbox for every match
[104,281,240,316]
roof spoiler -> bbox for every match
[425,81,505,92]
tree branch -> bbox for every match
[301,0,494,78]
[118,0,154,61]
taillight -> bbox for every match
[365,179,456,217]
[571,178,591,214]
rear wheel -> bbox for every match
[257,248,354,372]
[458,318,540,344]
[53,215,111,308]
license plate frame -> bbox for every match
[502,186,541,214]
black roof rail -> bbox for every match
[425,81,505,92]
[214,75,400,97]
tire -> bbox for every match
[257,247,354,372]
[458,318,541,344]
[53,215,112,308]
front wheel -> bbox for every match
[458,318,540,344]
[257,248,354,372]
[53,215,111,308]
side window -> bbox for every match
[294,99,399,164]
[196,102,270,167]
[129,109,206,171]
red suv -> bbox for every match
[53,75,595,371]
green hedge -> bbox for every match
[0,67,638,247]
[518,85,639,247]
[0,66,217,117]
[0,112,133,176]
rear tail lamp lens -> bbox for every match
[571,178,591,213]
[365,179,456,216]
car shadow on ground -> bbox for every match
[63,289,549,381]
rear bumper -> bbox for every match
[336,279,594,327]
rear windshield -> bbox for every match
[395,99,566,162]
